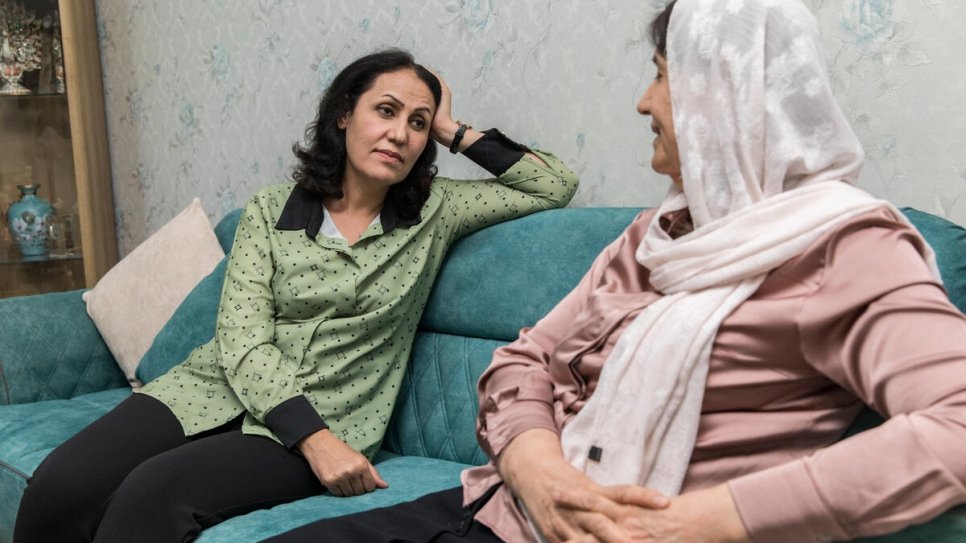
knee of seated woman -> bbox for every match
[22,448,96,508]
[112,453,195,505]
[15,456,107,541]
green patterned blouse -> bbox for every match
[140,140,577,459]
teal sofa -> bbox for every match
[2,207,966,542]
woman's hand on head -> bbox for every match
[426,68,544,164]
[428,68,458,145]
[499,429,670,543]
[297,429,388,497]
[427,68,496,155]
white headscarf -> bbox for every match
[559,0,939,495]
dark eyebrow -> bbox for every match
[382,93,404,106]
[381,93,433,116]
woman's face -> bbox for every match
[637,54,682,186]
[339,69,436,191]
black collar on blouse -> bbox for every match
[275,184,413,240]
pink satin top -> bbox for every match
[461,208,966,543]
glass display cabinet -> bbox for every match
[0,0,116,298]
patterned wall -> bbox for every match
[94,0,966,255]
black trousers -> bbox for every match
[14,393,323,543]
[262,485,505,542]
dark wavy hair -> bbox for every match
[649,1,677,58]
[292,49,442,224]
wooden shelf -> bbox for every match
[0,255,85,298]
[0,93,67,100]
[0,252,82,266]
[0,0,116,300]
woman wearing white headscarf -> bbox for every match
[266,1,966,541]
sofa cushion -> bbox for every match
[0,290,124,405]
[136,258,228,384]
[382,333,505,466]
[901,207,966,313]
[0,388,131,542]
[391,208,640,468]
[135,209,241,384]
[213,209,242,254]
[196,454,469,542]
[421,207,642,341]
[82,199,224,386]
[418,207,964,341]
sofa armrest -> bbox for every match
[0,289,126,405]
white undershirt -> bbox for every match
[320,205,382,241]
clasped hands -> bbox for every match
[502,429,749,543]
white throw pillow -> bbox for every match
[83,198,225,387]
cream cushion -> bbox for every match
[82,198,225,387]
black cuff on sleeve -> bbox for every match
[461,128,529,176]
[264,395,329,449]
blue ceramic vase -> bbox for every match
[7,184,53,258]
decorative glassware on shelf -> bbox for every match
[44,203,78,258]
[6,179,54,259]
[0,1,45,95]
[0,35,27,94]
[51,38,63,92]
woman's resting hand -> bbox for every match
[501,429,750,542]
[500,429,671,542]
[297,429,388,497]
[555,483,750,543]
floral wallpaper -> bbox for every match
[93,0,966,255]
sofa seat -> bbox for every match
[197,454,470,542]
[0,388,132,532]
[0,328,500,541]
[0,394,473,543]
[0,329,502,541]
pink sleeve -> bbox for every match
[730,222,966,542]
[474,210,652,460]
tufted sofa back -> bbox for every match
[381,208,642,465]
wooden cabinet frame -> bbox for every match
[60,0,117,286]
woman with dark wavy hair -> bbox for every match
[291,49,442,227]
[14,48,578,542]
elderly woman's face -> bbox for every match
[637,54,682,186]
